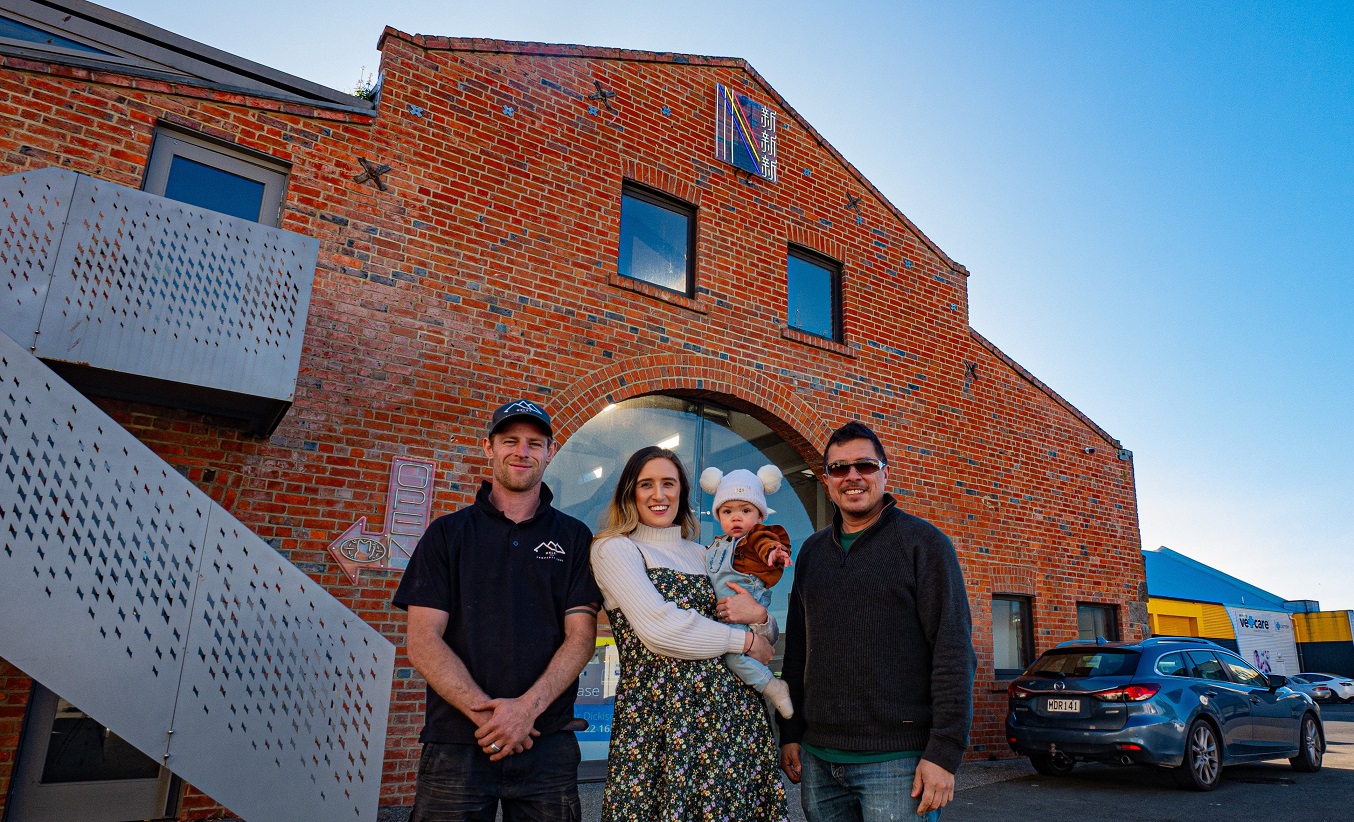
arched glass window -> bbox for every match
[544,395,828,767]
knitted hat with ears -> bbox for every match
[699,464,784,518]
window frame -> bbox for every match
[1184,649,1229,682]
[1155,652,1190,677]
[992,594,1036,679]
[1217,651,1269,687]
[1075,602,1120,642]
[142,128,289,227]
[785,244,843,342]
[617,182,697,297]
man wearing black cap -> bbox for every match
[394,399,601,821]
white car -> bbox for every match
[1293,672,1354,702]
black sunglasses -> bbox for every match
[824,458,886,479]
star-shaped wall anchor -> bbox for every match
[354,157,392,191]
[846,193,862,211]
[588,80,619,113]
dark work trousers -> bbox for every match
[409,731,581,822]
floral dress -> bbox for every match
[601,566,788,822]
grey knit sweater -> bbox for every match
[777,495,977,773]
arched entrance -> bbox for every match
[543,394,829,768]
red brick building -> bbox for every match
[0,1,1146,817]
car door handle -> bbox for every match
[1249,697,1260,703]
[1203,691,1217,698]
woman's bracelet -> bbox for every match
[743,632,754,654]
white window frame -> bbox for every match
[142,129,288,227]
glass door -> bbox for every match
[7,683,178,822]
[544,394,827,773]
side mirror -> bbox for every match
[1267,674,1288,691]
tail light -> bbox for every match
[1008,682,1033,700]
[1093,683,1160,702]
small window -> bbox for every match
[786,247,841,341]
[993,595,1035,678]
[1156,652,1189,677]
[1185,650,1228,682]
[1219,653,1268,687]
[143,129,287,227]
[618,183,695,295]
[1076,603,1119,641]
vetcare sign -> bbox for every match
[1225,606,1298,676]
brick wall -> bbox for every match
[0,27,1145,815]
[0,661,32,809]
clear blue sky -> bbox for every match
[103,1,1354,610]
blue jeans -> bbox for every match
[706,536,776,691]
[801,749,942,822]
[409,731,581,821]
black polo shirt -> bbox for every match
[392,481,600,744]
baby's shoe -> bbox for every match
[764,678,794,719]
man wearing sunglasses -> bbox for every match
[778,421,976,821]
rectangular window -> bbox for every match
[786,247,841,341]
[1185,650,1228,681]
[618,183,695,296]
[993,595,1034,678]
[143,128,288,227]
[1076,603,1119,641]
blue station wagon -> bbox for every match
[1006,637,1324,790]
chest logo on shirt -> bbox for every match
[534,541,566,561]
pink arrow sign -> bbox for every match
[326,457,437,584]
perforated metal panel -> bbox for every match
[0,333,393,822]
[0,168,76,349]
[0,168,317,419]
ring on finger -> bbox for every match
[489,742,502,753]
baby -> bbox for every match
[699,464,795,718]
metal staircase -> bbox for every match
[0,169,394,821]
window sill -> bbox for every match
[609,272,708,314]
[780,325,855,358]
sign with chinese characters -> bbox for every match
[715,83,778,182]
[328,456,437,583]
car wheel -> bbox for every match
[1290,714,1323,773]
[1174,719,1222,791]
[1029,753,1075,776]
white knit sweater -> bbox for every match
[592,524,774,660]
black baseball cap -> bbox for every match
[488,399,553,438]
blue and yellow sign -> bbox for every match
[715,83,778,182]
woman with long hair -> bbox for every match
[591,446,788,821]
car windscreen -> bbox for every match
[1025,650,1141,678]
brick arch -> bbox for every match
[552,354,832,468]
[991,565,1037,597]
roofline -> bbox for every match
[1144,546,1291,607]
[969,328,1121,447]
[0,50,376,119]
[376,30,968,278]
[9,0,372,113]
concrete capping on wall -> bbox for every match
[969,328,1122,448]
[0,0,373,114]
[0,53,376,123]
[377,28,969,281]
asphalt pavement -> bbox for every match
[944,702,1354,822]
[371,702,1354,821]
